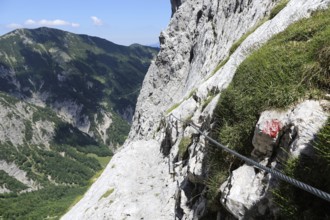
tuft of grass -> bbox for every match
[188,88,197,99]
[201,94,216,111]
[229,18,268,55]
[207,8,330,213]
[178,137,191,160]
[100,188,114,200]
[270,0,289,19]
[207,57,230,80]
[166,102,182,114]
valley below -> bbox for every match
[0,27,158,219]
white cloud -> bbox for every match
[71,23,80,27]
[40,19,68,26]
[91,16,103,26]
[6,23,23,29]
[6,19,80,29]
[24,19,36,25]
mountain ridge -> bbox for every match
[0,26,158,146]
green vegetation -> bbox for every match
[166,102,183,114]
[0,94,114,218]
[0,143,112,219]
[106,113,130,146]
[270,0,289,19]
[202,94,215,111]
[273,119,330,219]
[178,137,191,159]
[229,17,268,55]
[0,27,158,146]
[0,26,156,219]
[0,186,87,220]
[207,8,330,215]
[0,171,28,193]
[209,57,229,78]
[208,15,269,80]
[87,153,112,168]
[100,188,114,200]
[24,120,33,141]
[209,0,289,80]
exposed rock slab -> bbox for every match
[62,140,177,220]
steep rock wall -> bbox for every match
[64,0,330,219]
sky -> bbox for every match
[0,0,171,46]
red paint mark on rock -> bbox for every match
[262,119,282,138]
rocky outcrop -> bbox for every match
[220,100,329,219]
[64,0,330,219]
[170,0,184,15]
[0,160,40,192]
[0,96,55,147]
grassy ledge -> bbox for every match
[178,137,191,160]
[270,0,289,19]
[208,0,289,81]
[207,8,330,217]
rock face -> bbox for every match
[0,95,55,147]
[0,160,40,192]
[64,0,330,219]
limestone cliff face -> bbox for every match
[64,0,330,219]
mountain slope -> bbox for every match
[0,27,158,146]
[0,92,112,219]
[64,0,330,219]
[0,27,158,219]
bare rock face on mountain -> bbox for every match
[64,0,330,219]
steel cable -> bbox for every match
[169,114,330,202]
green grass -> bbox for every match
[0,186,87,220]
[178,137,191,159]
[207,0,288,80]
[273,119,330,219]
[0,26,156,219]
[270,0,289,19]
[87,153,112,168]
[207,8,330,214]
[100,188,114,200]
[0,171,28,193]
[201,94,215,111]
[229,17,268,55]
[207,57,230,80]
[207,16,269,81]
[166,102,183,114]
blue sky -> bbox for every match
[0,0,171,46]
